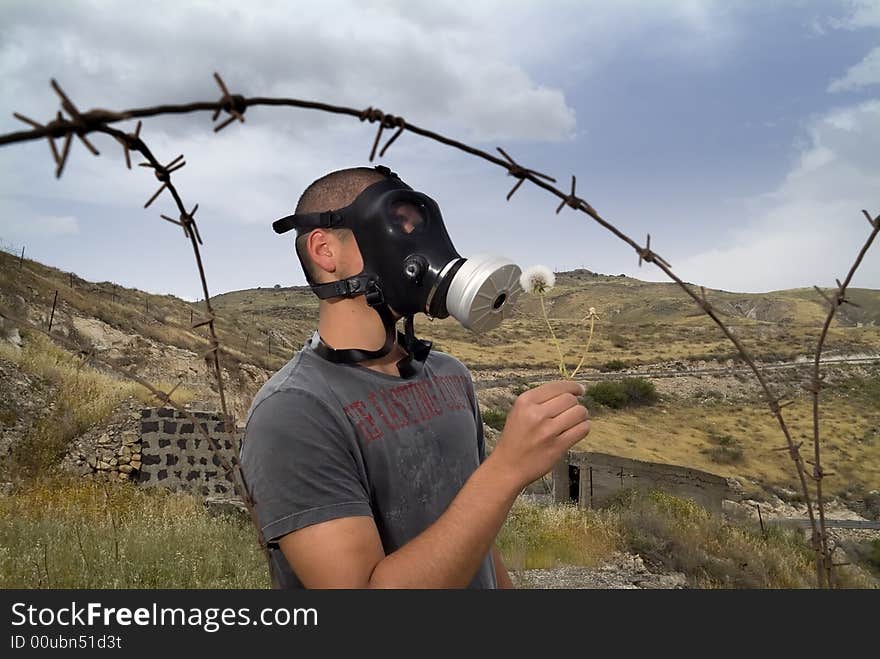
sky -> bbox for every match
[1,0,880,300]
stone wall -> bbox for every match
[138,407,241,496]
[552,451,731,514]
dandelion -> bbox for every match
[519,265,556,295]
[519,265,567,377]
[519,265,600,380]
[570,307,601,379]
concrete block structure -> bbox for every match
[552,450,730,514]
[138,407,241,496]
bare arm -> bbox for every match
[492,546,514,589]
[279,380,590,589]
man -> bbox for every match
[240,166,590,588]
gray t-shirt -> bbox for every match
[240,336,497,589]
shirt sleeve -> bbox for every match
[240,389,373,543]
[466,372,487,464]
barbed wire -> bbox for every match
[2,72,878,587]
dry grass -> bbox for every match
[610,490,875,588]
[572,390,880,496]
[499,493,877,588]
[0,477,268,588]
[497,498,621,571]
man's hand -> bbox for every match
[491,380,590,487]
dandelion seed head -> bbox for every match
[519,265,555,295]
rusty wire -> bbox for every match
[808,210,880,587]
[2,72,878,587]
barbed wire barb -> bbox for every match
[212,72,246,132]
[555,175,582,214]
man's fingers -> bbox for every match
[527,380,585,404]
[540,392,580,418]
[547,403,589,437]
[555,419,591,450]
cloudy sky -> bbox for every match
[1,0,879,300]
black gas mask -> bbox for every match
[273,166,521,376]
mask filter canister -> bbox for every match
[444,254,522,333]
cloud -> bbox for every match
[829,46,880,92]
[829,0,880,29]
[0,0,576,144]
[2,211,79,240]
[673,99,880,291]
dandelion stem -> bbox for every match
[540,294,568,378]
[569,315,596,380]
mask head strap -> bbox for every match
[272,165,402,236]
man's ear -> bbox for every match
[307,229,338,278]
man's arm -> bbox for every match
[492,546,514,589]
[278,380,589,588]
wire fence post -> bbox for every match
[19,245,25,270]
[756,503,767,539]
[47,290,58,332]
[589,466,594,508]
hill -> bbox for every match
[1,250,878,499]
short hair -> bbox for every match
[294,167,387,283]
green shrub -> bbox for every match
[600,359,628,372]
[585,378,657,410]
[703,433,745,465]
[587,381,629,409]
[481,408,507,431]
[621,377,658,406]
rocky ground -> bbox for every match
[511,553,687,589]
[60,396,144,482]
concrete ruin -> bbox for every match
[552,450,731,514]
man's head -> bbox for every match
[276,165,522,335]
[294,167,386,285]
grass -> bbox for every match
[702,433,746,465]
[1,476,874,589]
[481,408,507,431]
[572,389,880,495]
[0,477,268,588]
[498,492,877,588]
[498,498,621,571]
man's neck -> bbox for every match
[317,297,408,377]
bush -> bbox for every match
[622,377,658,406]
[586,381,629,409]
[600,359,628,372]
[703,433,745,465]
[481,408,507,431]
[609,333,630,349]
[585,378,657,410]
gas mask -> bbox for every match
[272,166,521,376]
